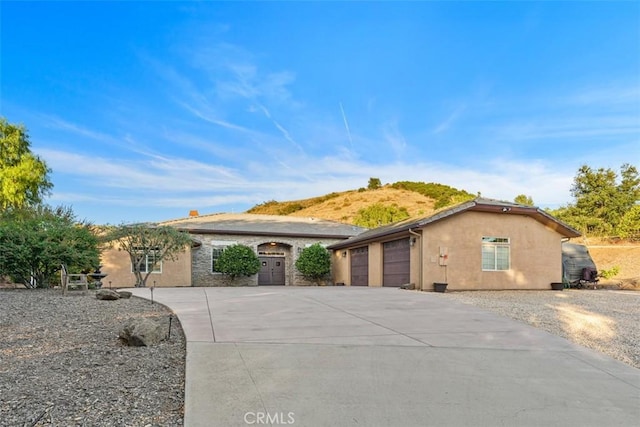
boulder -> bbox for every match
[119,318,164,346]
[96,289,121,300]
[117,291,132,299]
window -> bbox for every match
[131,248,162,273]
[212,247,225,272]
[482,237,510,271]
[211,241,236,272]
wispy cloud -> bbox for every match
[339,102,354,151]
[433,104,466,134]
[381,120,407,157]
[177,100,254,133]
[492,115,639,141]
[152,41,304,155]
[255,103,303,152]
[39,148,247,192]
[560,84,640,107]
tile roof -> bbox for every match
[161,213,366,239]
[328,197,581,249]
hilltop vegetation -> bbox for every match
[247,180,473,225]
[390,181,475,209]
[248,164,639,242]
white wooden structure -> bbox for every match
[60,264,88,296]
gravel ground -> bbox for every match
[0,289,185,427]
[442,289,640,369]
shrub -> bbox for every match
[353,203,410,227]
[391,181,474,209]
[278,203,304,215]
[599,266,620,279]
[215,244,261,279]
[295,244,331,282]
[368,178,382,190]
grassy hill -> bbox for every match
[247,181,474,224]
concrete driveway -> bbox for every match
[129,287,639,427]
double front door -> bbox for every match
[258,257,285,285]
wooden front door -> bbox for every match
[258,257,285,285]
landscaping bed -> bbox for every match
[0,289,185,426]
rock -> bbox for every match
[96,289,121,300]
[119,318,164,346]
[117,291,132,299]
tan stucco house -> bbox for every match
[328,198,581,291]
[102,213,365,288]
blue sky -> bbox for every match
[2,1,639,225]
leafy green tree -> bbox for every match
[0,118,52,210]
[617,205,640,240]
[367,177,382,190]
[215,244,261,279]
[552,164,639,236]
[295,243,331,283]
[104,223,192,287]
[0,206,99,288]
[353,203,410,227]
[514,194,534,206]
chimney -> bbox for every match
[189,210,199,217]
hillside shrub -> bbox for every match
[368,178,382,190]
[353,203,409,227]
[391,181,474,209]
[278,203,304,215]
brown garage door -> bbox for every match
[383,238,410,287]
[350,246,369,286]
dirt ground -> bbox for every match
[580,240,640,290]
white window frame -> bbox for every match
[131,249,162,274]
[481,237,510,271]
[211,241,237,273]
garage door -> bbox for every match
[383,238,410,287]
[350,246,369,286]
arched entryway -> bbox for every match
[257,242,291,285]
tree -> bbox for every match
[514,194,534,206]
[295,243,331,283]
[617,205,640,240]
[353,203,410,227]
[550,164,640,237]
[215,244,261,279]
[367,177,382,190]
[0,205,99,288]
[104,224,192,287]
[0,118,52,210]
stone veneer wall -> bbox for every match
[191,233,344,287]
